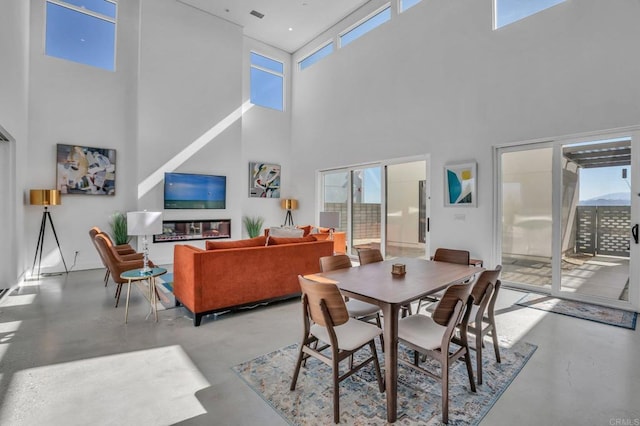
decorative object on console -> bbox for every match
[249,162,281,198]
[127,211,163,273]
[243,216,265,238]
[281,198,298,227]
[153,219,230,243]
[56,144,116,195]
[319,211,340,240]
[444,161,477,207]
[29,189,67,277]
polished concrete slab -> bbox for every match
[0,268,638,425]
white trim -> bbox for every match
[47,0,117,23]
[298,40,333,70]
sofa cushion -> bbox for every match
[267,235,318,245]
[206,236,267,250]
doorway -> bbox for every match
[320,157,428,259]
[497,131,638,310]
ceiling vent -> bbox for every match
[0,129,10,142]
[250,10,264,19]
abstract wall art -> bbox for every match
[56,144,116,195]
[249,162,281,198]
[444,161,477,207]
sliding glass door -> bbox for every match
[320,157,428,259]
[496,131,638,310]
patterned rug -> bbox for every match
[516,293,637,330]
[232,339,537,425]
[133,273,176,310]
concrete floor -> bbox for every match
[0,268,639,425]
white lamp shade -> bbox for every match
[319,211,340,229]
[127,211,163,236]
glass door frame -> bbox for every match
[494,127,639,311]
[318,154,430,259]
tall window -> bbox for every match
[495,0,565,29]
[45,0,117,71]
[339,5,391,48]
[250,52,284,111]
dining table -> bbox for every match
[307,256,483,423]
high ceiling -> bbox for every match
[177,0,371,53]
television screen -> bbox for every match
[164,172,226,209]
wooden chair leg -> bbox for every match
[290,344,305,391]
[104,270,110,287]
[369,341,385,392]
[375,314,384,352]
[464,348,477,392]
[332,354,340,423]
[476,329,484,385]
[490,323,501,363]
[442,357,449,424]
[114,283,122,307]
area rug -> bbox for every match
[133,273,176,310]
[516,293,637,330]
[232,339,537,425]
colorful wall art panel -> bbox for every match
[444,162,477,207]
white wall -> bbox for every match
[23,0,140,273]
[0,0,29,286]
[291,0,640,266]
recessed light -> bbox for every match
[288,27,293,31]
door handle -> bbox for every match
[633,224,639,244]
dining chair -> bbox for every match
[320,255,384,349]
[397,283,476,424]
[465,265,503,385]
[89,227,140,286]
[93,233,153,307]
[416,247,471,313]
[357,248,412,316]
[290,275,385,424]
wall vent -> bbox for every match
[250,10,264,19]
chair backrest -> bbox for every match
[94,233,141,283]
[432,283,473,327]
[433,248,470,265]
[89,227,108,266]
[358,248,383,265]
[298,275,350,327]
[470,265,502,307]
[319,254,352,272]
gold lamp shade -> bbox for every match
[30,189,61,206]
[281,199,298,210]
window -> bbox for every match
[250,52,284,111]
[45,0,117,71]
[494,0,565,29]
[299,42,333,71]
[399,0,422,13]
[339,5,391,48]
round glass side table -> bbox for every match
[120,267,167,323]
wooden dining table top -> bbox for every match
[310,257,483,307]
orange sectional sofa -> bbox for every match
[173,236,334,326]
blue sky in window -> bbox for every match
[62,0,116,18]
[300,43,333,70]
[45,2,115,71]
[400,0,422,13]
[250,52,283,74]
[341,7,391,47]
[496,0,565,28]
[250,68,283,111]
[579,166,630,202]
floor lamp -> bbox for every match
[281,199,298,227]
[30,189,68,277]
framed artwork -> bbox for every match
[249,162,281,198]
[444,161,477,207]
[56,144,116,195]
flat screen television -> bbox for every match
[164,172,226,209]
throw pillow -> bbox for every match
[296,225,313,237]
[206,236,267,250]
[268,227,304,238]
[267,235,318,245]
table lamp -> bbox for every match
[127,211,163,274]
[319,211,340,240]
[281,198,298,227]
[30,189,67,277]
